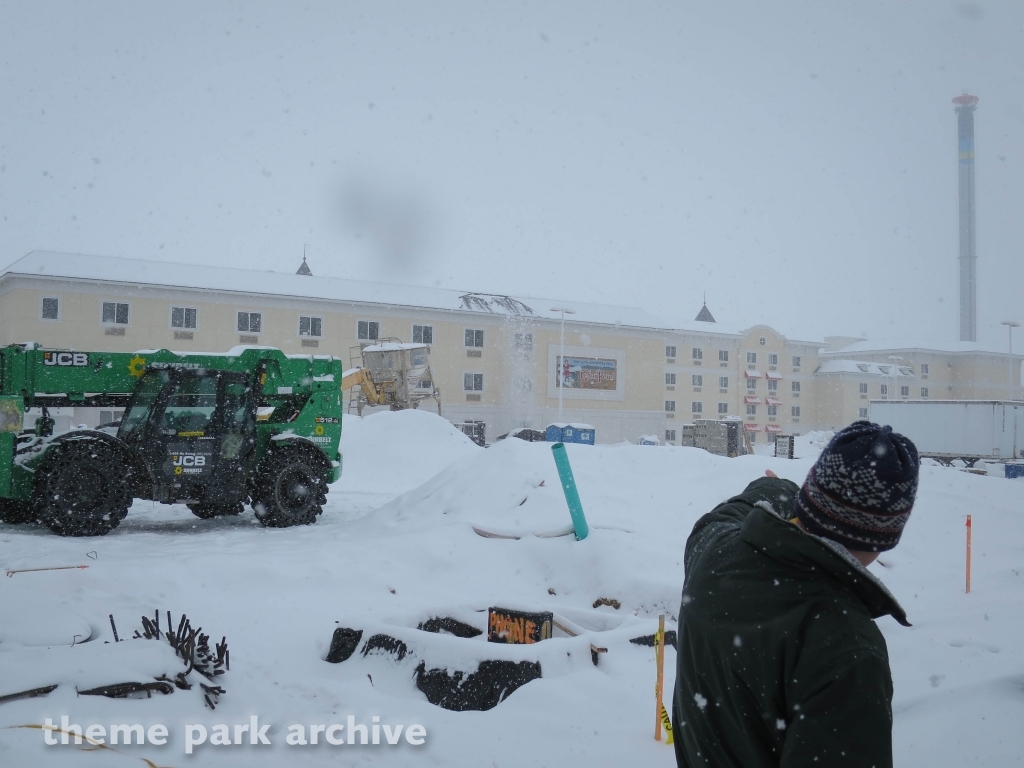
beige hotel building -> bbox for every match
[1,251,1020,444]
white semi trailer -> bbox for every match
[868,400,1024,466]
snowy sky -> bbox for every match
[1,1,1022,347]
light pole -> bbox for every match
[1001,321,1019,401]
[550,307,576,423]
[887,355,903,400]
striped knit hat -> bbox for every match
[795,421,919,552]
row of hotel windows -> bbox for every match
[666,373,801,392]
[859,383,928,397]
[665,346,801,368]
[665,401,801,417]
[40,299,495,346]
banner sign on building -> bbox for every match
[556,355,617,391]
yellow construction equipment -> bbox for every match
[343,339,442,416]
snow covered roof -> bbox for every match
[825,337,1020,357]
[816,359,917,377]
[0,250,653,331]
[0,250,819,342]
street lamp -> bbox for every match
[550,307,576,423]
[1001,321,1019,401]
[887,355,903,400]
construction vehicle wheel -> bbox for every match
[187,502,244,520]
[251,448,326,528]
[34,441,132,537]
[0,498,35,524]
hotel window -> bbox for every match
[691,401,703,413]
[413,324,434,344]
[665,430,676,443]
[358,320,380,341]
[692,375,703,387]
[768,354,778,365]
[767,405,778,416]
[859,383,868,394]
[880,384,888,396]
[719,350,729,362]
[767,379,778,391]
[792,356,802,368]
[921,387,929,398]
[901,386,910,397]
[747,352,757,364]
[791,381,801,393]
[463,373,484,391]
[665,373,676,385]
[718,402,729,414]
[299,316,322,337]
[746,404,757,416]
[747,378,757,390]
[692,347,703,360]
[719,376,729,388]
[172,307,198,329]
[237,311,262,333]
[665,345,677,359]
[859,408,869,418]
[41,297,60,320]
[465,329,485,348]
[921,364,929,376]
[665,400,676,412]
[791,406,801,417]
[103,302,130,325]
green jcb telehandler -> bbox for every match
[0,344,343,536]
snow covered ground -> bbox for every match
[1,410,1022,766]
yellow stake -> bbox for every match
[655,613,666,741]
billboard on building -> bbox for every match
[556,355,618,391]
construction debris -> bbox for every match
[0,684,58,706]
[78,681,174,699]
[414,660,541,712]
[325,628,364,664]
[630,630,677,648]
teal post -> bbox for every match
[551,442,589,540]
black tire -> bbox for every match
[34,440,133,537]
[187,502,244,520]
[251,448,327,528]
[0,498,35,525]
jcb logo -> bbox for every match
[172,454,206,467]
[43,351,88,367]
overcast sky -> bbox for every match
[1,1,1021,348]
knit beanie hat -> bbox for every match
[795,421,919,552]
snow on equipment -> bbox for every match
[322,619,544,712]
[342,340,441,416]
[694,418,747,457]
[0,343,344,535]
[545,423,595,444]
[551,442,589,540]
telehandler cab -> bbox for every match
[0,344,343,536]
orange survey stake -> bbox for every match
[965,515,972,593]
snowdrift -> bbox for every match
[0,410,1022,766]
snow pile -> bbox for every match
[336,409,480,516]
[0,410,1022,766]
[793,429,834,459]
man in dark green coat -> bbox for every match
[673,421,918,767]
